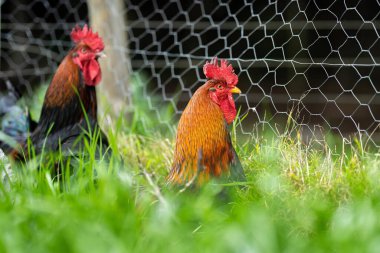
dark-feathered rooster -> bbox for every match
[168,58,246,186]
[0,25,108,161]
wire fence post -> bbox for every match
[87,0,132,126]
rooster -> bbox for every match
[0,25,108,161]
[168,58,246,186]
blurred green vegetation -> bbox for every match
[1,78,380,253]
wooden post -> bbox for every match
[87,0,131,127]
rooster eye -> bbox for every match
[217,84,223,89]
[81,48,87,54]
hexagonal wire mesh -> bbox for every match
[1,1,380,145]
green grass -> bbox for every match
[2,83,380,252]
[1,122,380,253]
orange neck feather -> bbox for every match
[44,55,80,107]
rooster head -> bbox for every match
[203,58,241,124]
[70,24,105,86]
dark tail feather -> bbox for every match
[230,146,246,182]
[0,80,19,116]
[227,132,246,182]
[0,80,33,156]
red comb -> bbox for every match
[203,57,238,86]
[70,24,104,51]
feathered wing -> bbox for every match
[58,116,110,159]
[18,115,111,178]
[17,113,109,161]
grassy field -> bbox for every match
[1,84,380,252]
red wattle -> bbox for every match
[83,59,102,86]
[218,94,237,124]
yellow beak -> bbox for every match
[96,52,107,58]
[230,87,241,94]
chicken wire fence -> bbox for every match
[1,0,380,145]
